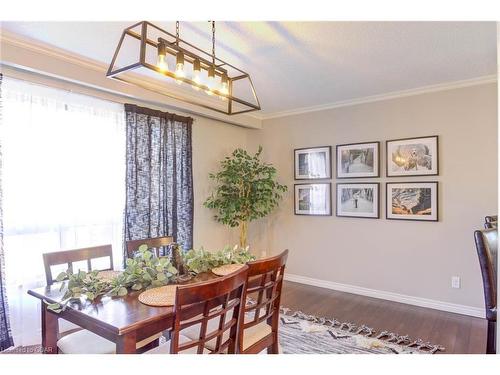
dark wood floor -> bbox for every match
[281,281,487,354]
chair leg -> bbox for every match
[266,332,280,354]
[486,320,496,354]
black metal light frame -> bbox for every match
[106,21,261,115]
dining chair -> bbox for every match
[474,228,497,354]
[43,244,114,286]
[43,245,160,354]
[181,250,289,354]
[239,250,288,354]
[145,265,249,354]
[125,236,173,259]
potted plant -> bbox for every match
[204,146,287,248]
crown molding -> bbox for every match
[0,28,108,73]
[255,74,497,121]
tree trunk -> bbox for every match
[239,221,248,248]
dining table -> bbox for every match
[27,272,218,354]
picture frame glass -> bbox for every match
[336,142,379,178]
[295,184,331,215]
[386,182,438,221]
[336,183,379,218]
[295,147,331,179]
[386,136,438,176]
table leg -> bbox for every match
[41,304,59,354]
[116,332,137,354]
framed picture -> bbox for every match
[336,141,380,178]
[386,135,438,177]
[386,182,438,221]
[336,183,380,219]
[294,146,332,180]
[294,183,331,216]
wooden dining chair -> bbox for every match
[239,250,288,354]
[125,236,173,259]
[43,244,114,286]
[43,245,160,354]
[474,228,497,354]
[181,250,289,354]
[146,265,249,354]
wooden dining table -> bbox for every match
[28,272,217,354]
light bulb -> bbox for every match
[175,51,185,84]
[206,65,216,95]
[157,41,168,72]
[220,73,229,99]
[192,58,201,91]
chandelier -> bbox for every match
[107,21,261,115]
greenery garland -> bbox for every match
[183,245,256,274]
[45,244,255,313]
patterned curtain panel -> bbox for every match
[0,73,14,351]
[124,104,194,258]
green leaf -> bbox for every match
[55,272,67,282]
[151,280,163,287]
[117,287,128,297]
[156,273,166,281]
[126,258,135,267]
[131,283,143,291]
[138,244,148,252]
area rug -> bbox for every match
[278,307,445,354]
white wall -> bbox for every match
[248,83,497,312]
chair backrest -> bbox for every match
[474,229,497,321]
[485,221,497,229]
[125,236,173,259]
[171,265,249,354]
[242,250,288,340]
[485,216,498,229]
[43,245,114,286]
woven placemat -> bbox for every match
[211,264,245,276]
[97,270,122,282]
[138,285,177,307]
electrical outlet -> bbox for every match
[451,276,461,289]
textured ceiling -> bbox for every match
[1,21,497,116]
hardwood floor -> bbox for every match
[280,281,487,354]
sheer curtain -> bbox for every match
[1,78,126,346]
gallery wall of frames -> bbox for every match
[293,135,439,221]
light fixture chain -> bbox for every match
[176,21,180,45]
[212,21,216,64]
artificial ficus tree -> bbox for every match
[204,146,287,248]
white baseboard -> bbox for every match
[284,273,485,318]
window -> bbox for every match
[2,78,125,345]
